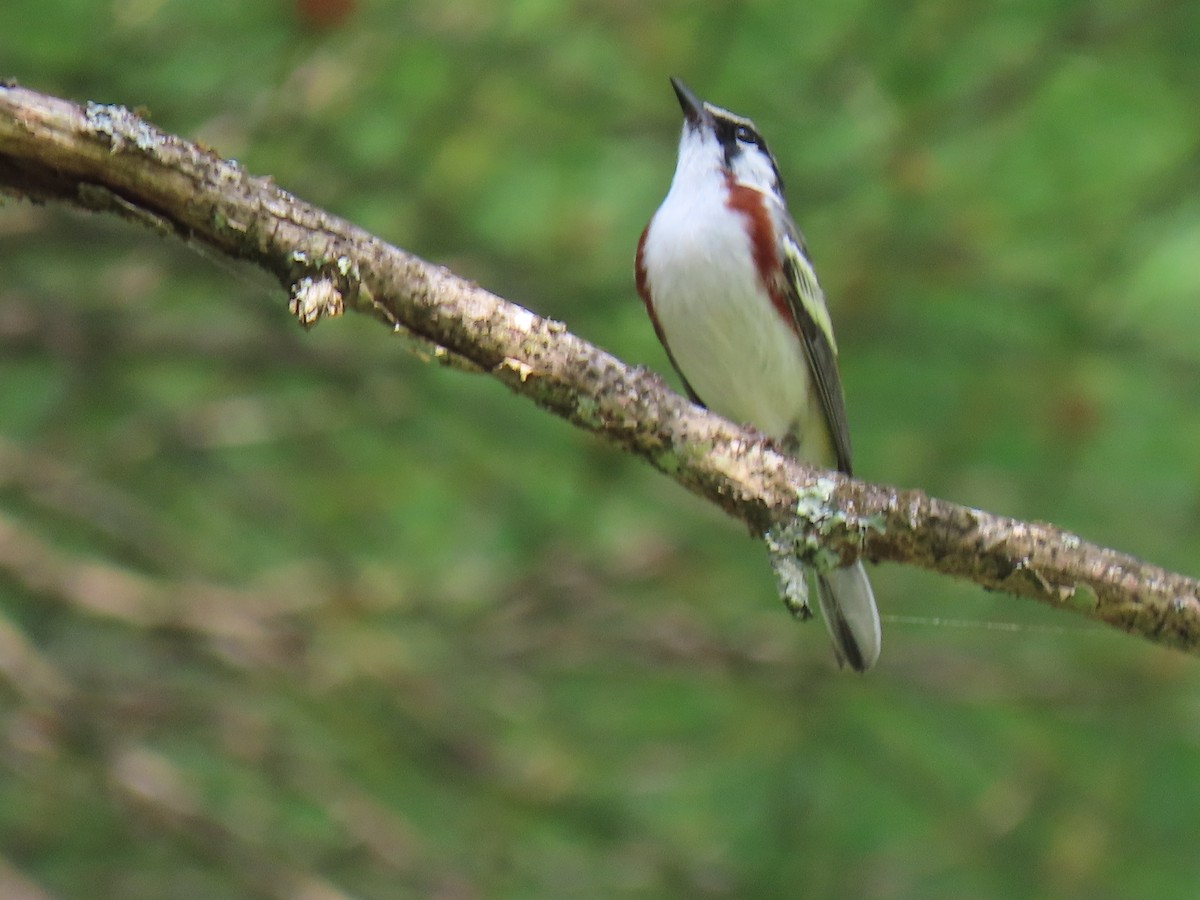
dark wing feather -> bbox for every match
[775,215,854,475]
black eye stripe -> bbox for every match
[712,111,785,195]
[717,119,755,144]
[716,117,768,156]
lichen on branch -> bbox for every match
[2,84,1198,656]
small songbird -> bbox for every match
[635,77,881,671]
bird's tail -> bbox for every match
[817,562,881,672]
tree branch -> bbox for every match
[2,82,1198,656]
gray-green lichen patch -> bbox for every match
[765,530,812,619]
[860,511,887,536]
[786,474,852,569]
[794,474,838,528]
[766,513,843,576]
[573,394,599,425]
[764,474,864,616]
[84,101,160,153]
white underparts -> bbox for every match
[641,144,833,465]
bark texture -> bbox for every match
[3,83,1198,655]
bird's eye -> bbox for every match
[735,125,756,144]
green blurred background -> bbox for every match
[3,1,1200,897]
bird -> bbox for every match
[635,77,881,671]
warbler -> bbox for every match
[635,78,881,670]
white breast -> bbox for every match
[643,177,833,464]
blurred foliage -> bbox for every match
[2,1,1200,897]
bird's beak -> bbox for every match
[669,77,707,128]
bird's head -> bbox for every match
[668,77,785,199]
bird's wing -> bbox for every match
[774,211,854,475]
